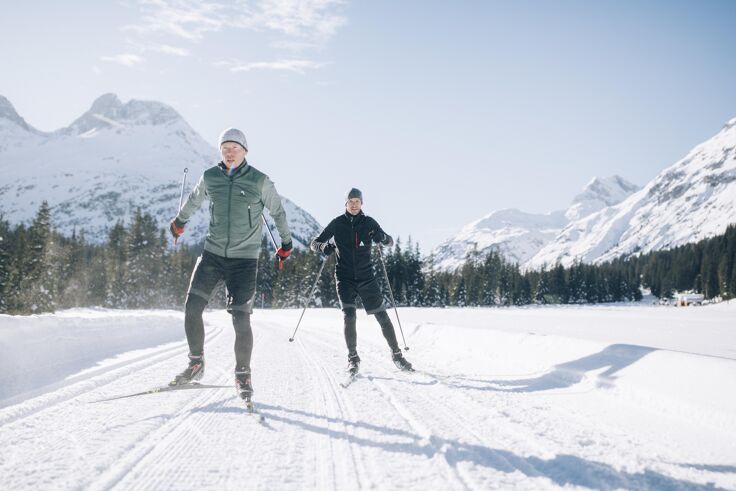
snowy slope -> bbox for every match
[432,176,639,270]
[528,117,736,268]
[432,209,568,270]
[0,94,321,248]
[1,304,734,489]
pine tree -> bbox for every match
[534,268,549,304]
[106,220,128,307]
[0,216,11,313]
[124,209,162,308]
[453,276,467,307]
[17,202,56,313]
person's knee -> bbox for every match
[375,310,391,325]
[231,311,251,333]
[343,307,357,322]
[185,295,207,318]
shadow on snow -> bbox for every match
[191,396,725,490]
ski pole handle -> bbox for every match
[174,168,188,246]
[261,214,284,269]
[178,168,188,212]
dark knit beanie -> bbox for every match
[345,187,363,203]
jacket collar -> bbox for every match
[344,210,365,222]
[218,158,249,177]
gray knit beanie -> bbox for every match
[345,187,363,203]
[219,127,248,151]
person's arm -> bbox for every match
[170,174,207,240]
[261,176,292,246]
[368,217,394,247]
[311,219,336,254]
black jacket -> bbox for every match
[311,211,391,281]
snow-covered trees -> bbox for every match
[0,203,733,315]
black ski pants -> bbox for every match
[343,309,400,357]
[185,250,258,371]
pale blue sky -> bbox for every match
[2,1,735,250]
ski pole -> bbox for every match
[377,245,410,351]
[261,214,284,269]
[289,257,328,342]
[174,167,188,246]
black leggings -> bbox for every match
[343,308,400,355]
[185,295,254,370]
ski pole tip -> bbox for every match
[404,347,410,351]
[289,338,294,342]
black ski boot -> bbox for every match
[392,350,414,371]
[235,368,253,402]
[169,354,205,386]
[347,352,361,377]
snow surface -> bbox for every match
[1,304,735,490]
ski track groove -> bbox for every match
[295,333,372,490]
[4,309,733,489]
[366,375,476,491]
[303,327,562,488]
[88,385,227,491]
[84,324,236,490]
[99,318,284,490]
[297,328,473,490]
[0,324,226,428]
[364,353,579,487]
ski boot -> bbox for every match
[347,352,361,377]
[169,354,205,386]
[392,350,414,372]
[235,368,254,405]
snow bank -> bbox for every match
[0,309,185,405]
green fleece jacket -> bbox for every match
[176,160,292,259]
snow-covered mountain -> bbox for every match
[527,117,736,269]
[0,94,321,247]
[565,176,641,222]
[432,176,640,270]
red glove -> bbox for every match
[276,241,292,259]
[275,242,292,269]
[170,219,185,244]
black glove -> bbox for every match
[370,230,393,247]
[320,243,336,256]
[369,230,386,244]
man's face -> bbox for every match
[346,198,362,215]
[221,142,246,168]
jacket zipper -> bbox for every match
[225,177,233,257]
[248,204,252,228]
[352,219,357,280]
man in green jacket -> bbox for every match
[168,127,292,403]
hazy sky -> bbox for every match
[2,1,735,250]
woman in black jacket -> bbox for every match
[311,188,413,376]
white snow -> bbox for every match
[432,176,640,271]
[1,304,734,489]
[527,118,736,268]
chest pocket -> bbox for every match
[236,189,263,228]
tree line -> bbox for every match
[0,202,734,314]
